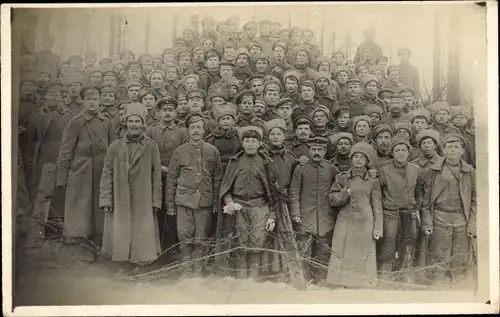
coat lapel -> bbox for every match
[129,137,148,169]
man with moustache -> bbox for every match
[146,96,189,251]
[289,136,339,284]
[100,85,121,129]
[411,129,443,170]
[286,116,313,163]
[261,81,282,122]
[270,42,293,81]
[291,80,321,122]
[57,85,117,261]
[371,124,394,170]
[148,70,170,99]
[166,113,223,276]
[329,132,355,172]
[235,90,265,130]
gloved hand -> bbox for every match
[223,202,242,215]
[161,166,168,174]
[266,218,276,231]
[292,216,302,224]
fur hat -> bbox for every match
[264,118,287,135]
[238,125,264,141]
[331,132,354,146]
[409,108,431,123]
[390,137,412,154]
[213,102,237,121]
[416,129,441,147]
[124,102,147,122]
[349,142,375,163]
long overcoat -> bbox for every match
[99,134,162,262]
[326,169,383,288]
[56,111,116,238]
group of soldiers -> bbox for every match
[17,14,477,289]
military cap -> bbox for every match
[235,48,251,59]
[331,51,346,59]
[102,70,118,78]
[254,54,271,63]
[185,113,205,128]
[80,84,101,99]
[138,88,156,101]
[392,120,412,135]
[274,97,293,109]
[409,108,431,123]
[184,73,200,83]
[346,77,363,86]
[377,88,395,99]
[163,62,181,74]
[162,48,176,57]
[127,61,143,70]
[192,46,205,54]
[263,80,282,93]
[390,137,412,154]
[301,80,316,91]
[355,64,370,75]
[208,86,229,101]
[99,57,113,65]
[238,125,264,141]
[399,87,414,96]
[186,89,206,100]
[87,67,103,76]
[450,105,473,119]
[386,65,400,76]
[333,105,352,118]
[351,115,372,129]
[201,37,215,46]
[363,74,379,86]
[176,92,187,101]
[283,70,301,83]
[44,79,65,93]
[149,69,165,80]
[127,81,143,90]
[370,66,385,75]
[307,136,329,148]
[125,102,147,122]
[416,129,441,147]
[157,96,178,109]
[246,74,265,86]
[213,102,237,121]
[428,101,451,116]
[333,66,352,79]
[272,42,287,52]
[263,75,281,84]
[390,96,406,108]
[176,49,192,61]
[349,142,375,163]
[223,41,238,51]
[20,72,37,85]
[235,89,256,104]
[294,45,312,57]
[226,77,243,90]
[100,84,117,95]
[398,48,412,56]
[293,115,314,130]
[442,133,466,148]
[219,60,235,68]
[331,132,354,146]
[205,49,221,61]
[315,71,332,82]
[372,124,393,138]
[264,118,287,135]
[310,105,331,120]
[248,41,263,50]
[364,104,383,117]
[113,59,127,69]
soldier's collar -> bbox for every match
[213,126,237,138]
[160,121,177,130]
[125,132,146,144]
[20,94,37,102]
[81,109,101,121]
[347,168,369,180]
[64,96,83,105]
[43,104,66,114]
[310,158,325,167]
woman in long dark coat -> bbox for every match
[326,142,383,288]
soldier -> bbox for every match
[378,89,395,112]
[400,88,416,112]
[35,65,52,96]
[118,49,136,65]
[100,85,121,129]
[274,97,296,142]
[331,106,352,134]
[351,115,373,144]
[175,92,190,127]
[427,101,461,142]
[412,129,442,170]
[361,75,385,112]
[201,37,216,52]
[310,105,335,159]
[354,28,384,65]
[99,58,114,72]
[282,71,302,105]
[316,57,332,73]
[149,70,169,98]
[371,66,389,89]
[377,137,424,284]
[164,63,186,97]
[234,49,253,82]
[219,125,277,279]
[138,88,161,126]
[257,20,274,56]
[102,70,119,89]
[379,97,410,126]
[408,108,431,148]
[398,48,420,99]
[450,106,476,167]
[153,53,164,71]
[204,50,222,84]
[286,116,313,162]
[221,43,237,64]
[421,134,477,286]
[184,73,201,92]
[333,67,351,102]
[364,104,384,127]
[384,65,404,94]
[338,78,368,117]
[329,132,355,172]
[290,136,339,283]
[124,81,143,103]
[355,64,370,80]
[392,120,422,162]
[56,85,117,260]
[270,21,283,43]
[253,97,267,120]
[186,89,216,134]
[113,60,127,86]
[270,42,293,81]
[371,124,394,169]
[192,47,206,73]
[248,41,264,60]
[291,80,321,122]
[99,103,162,264]
[246,74,265,98]
[87,68,103,86]
[18,73,41,145]
[377,56,389,71]
[291,46,316,82]
[208,61,241,97]
[315,72,339,115]
[234,89,265,129]
[261,81,282,121]
[162,48,176,65]
[177,50,194,78]
[166,113,223,276]
[253,55,272,76]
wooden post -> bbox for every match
[432,10,442,102]
[447,10,461,106]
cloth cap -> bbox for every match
[372,124,393,138]
[272,42,287,52]
[183,73,200,83]
[355,64,369,75]
[409,108,431,122]
[213,102,237,121]
[125,102,147,122]
[390,97,405,109]
[301,80,316,91]
[310,105,331,120]
[185,113,205,128]
[235,89,256,104]
[333,66,352,79]
[386,65,399,76]
[331,132,354,146]
[351,115,372,129]
[315,71,332,82]
[333,105,352,118]
[99,57,113,64]
[100,84,117,95]
[428,101,451,116]
[127,81,144,90]
[349,142,375,163]
[219,60,235,68]
[248,41,263,50]
[346,77,363,86]
[238,125,264,141]
[450,105,472,119]
[80,84,101,99]
[390,137,412,153]
[416,129,441,146]
[293,115,314,130]
[162,48,176,56]
[364,104,383,116]
[392,120,412,134]
[149,69,165,81]
[283,70,301,83]
[247,74,265,86]
[163,62,181,74]
[399,87,414,97]
[307,136,329,148]
[138,88,156,101]
[157,96,178,109]
[44,79,65,93]
[36,65,52,76]
[176,92,187,101]
[363,74,379,86]
[264,80,282,93]
[235,48,251,60]
[264,118,287,135]
[378,88,395,98]
[254,97,266,107]
[192,46,205,54]
[176,49,192,61]
[102,70,118,78]
[274,97,293,109]
[186,89,206,100]
[442,133,466,148]
[205,50,221,61]
[208,86,229,101]
[127,61,143,70]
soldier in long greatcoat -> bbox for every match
[56,85,117,258]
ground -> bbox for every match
[13,239,480,307]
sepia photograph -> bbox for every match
[1,1,498,315]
